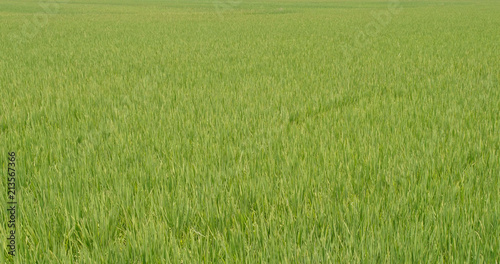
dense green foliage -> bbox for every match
[1,0,499,262]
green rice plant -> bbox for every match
[0,0,499,262]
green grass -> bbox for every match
[1,0,499,262]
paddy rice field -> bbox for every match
[0,0,499,262]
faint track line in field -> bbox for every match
[287,94,360,126]
[9,0,69,45]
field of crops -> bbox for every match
[1,0,499,262]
